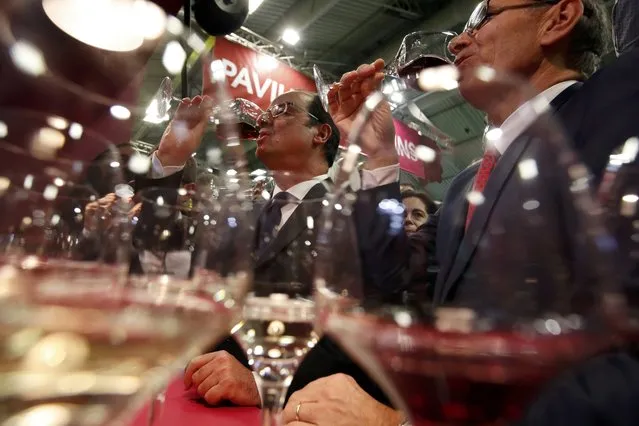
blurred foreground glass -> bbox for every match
[0,2,257,423]
[315,64,621,425]
[0,109,130,197]
[231,180,327,426]
[130,187,204,284]
[313,31,457,111]
[599,137,639,341]
[128,183,253,425]
[0,128,254,426]
[0,0,252,185]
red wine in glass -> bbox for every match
[330,313,610,426]
[216,121,259,140]
[396,55,450,91]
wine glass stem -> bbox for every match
[259,380,288,426]
[147,390,166,426]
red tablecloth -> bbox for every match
[130,375,261,426]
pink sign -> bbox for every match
[393,118,442,182]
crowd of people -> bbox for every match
[83,0,638,424]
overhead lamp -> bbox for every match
[282,28,301,46]
[42,0,166,52]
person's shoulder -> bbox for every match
[581,47,639,96]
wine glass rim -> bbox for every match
[0,171,99,193]
[0,108,122,166]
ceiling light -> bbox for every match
[42,0,166,53]
[282,28,300,46]
[249,0,264,14]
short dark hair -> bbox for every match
[305,94,341,167]
[558,0,612,77]
[401,190,437,214]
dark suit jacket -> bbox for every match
[556,46,639,186]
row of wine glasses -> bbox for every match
[1,2,637,425]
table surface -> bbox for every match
[130,375,261,426]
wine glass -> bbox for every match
[129,187,204,284]
[228,173,327,426]
[313,31,458,111]
[150,67,264,139]
[0,2,257,423]
[0,153,254,426]
[0,0,224,162]
[127,185,204,426]
[314,63,621,425]
[598,137,639,342]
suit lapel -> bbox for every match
[440,134,533,302]
[255,182,328,267]
[549,82,583,112]
[433,169,476,302]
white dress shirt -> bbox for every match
[270,163,399,229]
[490,80,579,155]
[151,152,399,231]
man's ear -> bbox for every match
[538,0,584,49]
[312,123,332,147]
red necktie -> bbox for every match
[465,149,498,229]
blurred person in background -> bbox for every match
[280,0,639,424]
[401,190,437,235]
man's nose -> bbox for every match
[257,111,272,129]
[448,31,472,57]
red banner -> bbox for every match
[393,119,442,183]
[213,38,317,110]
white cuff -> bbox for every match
[151,152,185,179]
[360,163,400,189]
[252,371,263,405]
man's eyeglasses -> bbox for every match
[464,0,560,33]
[258,102,319,126]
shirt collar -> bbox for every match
[272,174,329,201]
[491,80,579,155]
